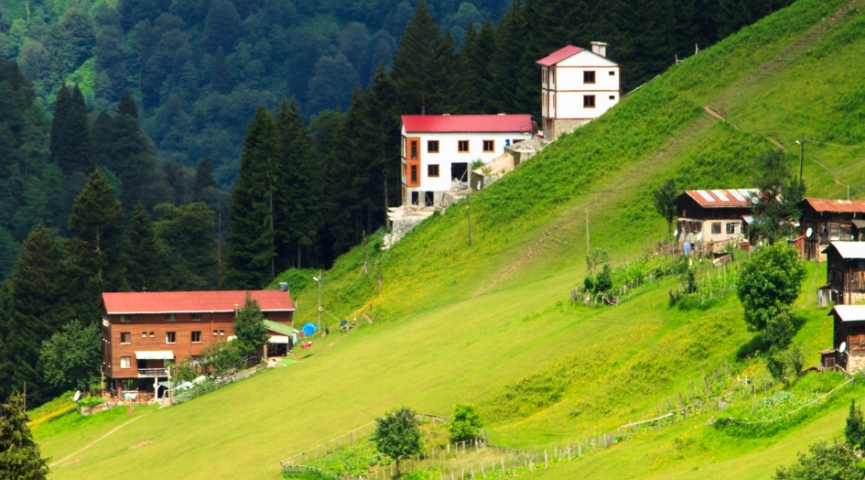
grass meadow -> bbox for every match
[36,0,865,477]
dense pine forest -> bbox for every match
[0,0,796,407]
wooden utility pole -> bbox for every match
[798,133,806,181]
[317,269,323,329]
[467,195,472,246]
[363,230,368,275]
[585,207,590,253]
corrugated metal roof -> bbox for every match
[831,305,865,322]
[822,241,865,259]
[802,198,865,214]
[263,319,296,336]
[536,45,584,66]
[102,290,296,315]
[402,114,533,133]
[682,189,758,208]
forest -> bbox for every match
[0,0,795,407]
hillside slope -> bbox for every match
[36,0,865,478]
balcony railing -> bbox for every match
[138,368,168,377]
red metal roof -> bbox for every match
[802,198,865,214]
[682,189,758,208]
[402,114,533,133]
[101,290,296,314]
[536,45,584,66]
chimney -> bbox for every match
[590,41,608,58]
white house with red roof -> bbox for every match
[537,42,621,139]
[400,114,533,207]
[674,189,758,253]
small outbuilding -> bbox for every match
[829,305,865,372]
[821,242,865,306]
[798,198,865,261]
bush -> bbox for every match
[774,440,860,480]
[449,404,483,443]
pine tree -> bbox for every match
[0,392,49,479]
[65,170,126,322]
[846,400,865,449]
[122,203,167,292]
[490,0,529,114]
[108,91,157,213]
[211,46,232,94]
[1,222,69,404]
[225,106,278,289]
[232,292,268,358]
[390,0,442,115]
[154,202,217,290]
[275,97,318,269]
[50,84,93,178]
[194,154,217,201]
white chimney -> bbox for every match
[590,41,608,58]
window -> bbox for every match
[219,330,225,336]
[120,315,131,323]
[410,140,418,159]
[711,222,721,234]
[583,71,596,84]
[120,356,131,369]
[583,95,596,108]
[213,330,218,336]
[149,331,154,338]
[458,140,469,152]
[142,332,147,338]
[165,313,176,321]
[120,332,131,344]
[410,165,418,183]
[483,140,494,152]
[428,165,440,177]
[166,331,176,344]
[191,331,202,343]
[191,313,202,321]
[726,222,739,234]
[609,95,616,100]
[609,70,616,76]
[428,140,439,153]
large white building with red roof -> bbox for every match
[400,114,533,207]
[537,42,621,139]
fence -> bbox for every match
[170,362,268,405]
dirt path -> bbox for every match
[51,412,151,468]
[703,106,739,130]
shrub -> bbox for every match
[449,404,483,443]
[774,440,860,480]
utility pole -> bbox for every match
[317,269,323,330]
[585,207,590,253]
[270,191,275,280]
[363,230,368,275]
[797,133,806,182]
[218,212,224,289]
[467,195,472,246]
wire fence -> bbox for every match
[169,361,268,405]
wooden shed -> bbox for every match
[822,242,865,305]
[830,305,865,372]
[798,198,865,261]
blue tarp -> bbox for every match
[302,323,318,336]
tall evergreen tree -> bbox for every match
[225,106,278,289]
[65,170,126,322]
[154,202,217,290]
[122,203,167,292]
[0,392,49,479]
[0,222,69,404]
[275,97,318,269]
[390,0,443,115]
[50,84,93,178]
[194,154,216,201]
[490,0,529,114]
[108,91,158,213]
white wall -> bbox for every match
[546,50,620,120]
[401,128,532,201]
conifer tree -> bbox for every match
[232,292,268,358]
[122,203,167,292]
[108,91,157,213]
[1,222,69,404]
[490,1,528,113]
[0,392,49,479]
[50,84,93,178]
[390,0,442,115]
[194,154,216,202]
[226,106,278,289]
[275,97,318,269]
[211,46,232,94]
[65,170,126,321]
[154,202,217,290]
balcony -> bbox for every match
[138,368,168,377]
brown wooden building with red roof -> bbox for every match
[100,290,295,398]
[798,198,865,261]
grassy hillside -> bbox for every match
[35,0,865,478]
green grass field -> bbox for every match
[35,0,865,477]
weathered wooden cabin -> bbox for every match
[820,242,865,306]
[798,198,865,261]
[830,305,865,372]
[674,189,757,254]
